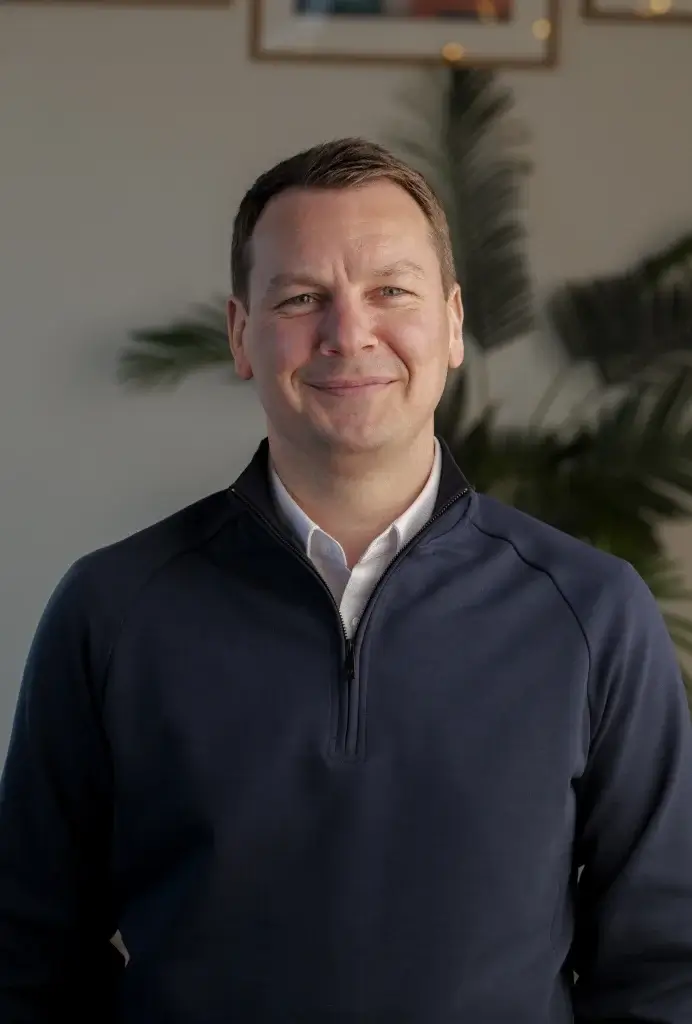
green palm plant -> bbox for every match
[389,66,534,354]
[118,299,232,390]
[548,231,692,385]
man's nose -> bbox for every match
[318,299,376,357]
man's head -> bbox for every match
[228,137,463,461]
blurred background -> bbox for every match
[1,0,692,759]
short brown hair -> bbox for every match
[230,137,456,307]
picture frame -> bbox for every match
[7,0,229,6]
[582,0,692,21]
[250,0,559,68]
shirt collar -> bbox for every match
[270,438,442,561]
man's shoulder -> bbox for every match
[48,488,238,630]
[468,491,642,618]
[88,487,234,567]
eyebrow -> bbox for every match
[265,260,427,295]
[372,260,427,281]
[265,272,321,294]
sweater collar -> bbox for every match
[231,436,472,535]
[269,438,442,559]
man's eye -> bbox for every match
[282,294,315,307]
[381,286,407,297]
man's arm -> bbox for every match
[572,563,692,1023]
[0,564,124,1021]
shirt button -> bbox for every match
[351,616,360,628]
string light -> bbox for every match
[477,0,498,22]
[441,42,466,62]
[442,10,551,64]
[532,17,552,39]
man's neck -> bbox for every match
[269,433,437,568]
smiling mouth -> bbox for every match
[307,379,394,396]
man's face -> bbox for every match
[228,180,463,457]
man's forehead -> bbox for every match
[247,185,438,291]
[251,222,436,280]
[256,226,422,260]
[255,183,429,241]
[253,244,435,290]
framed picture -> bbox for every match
[8,0,229,6]
[583,0,692,19]
[250,0,559,67]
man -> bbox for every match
[1,137,692,1023]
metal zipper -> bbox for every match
[230,487,352,653]
[230,485,469,760]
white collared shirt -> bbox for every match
[270,440,441,637]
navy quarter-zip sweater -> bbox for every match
[2,438,692,1024]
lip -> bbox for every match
[307,378,394,395]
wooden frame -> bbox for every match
[250,0,560,67]
[582,0,692,21]
[7,0,230,6]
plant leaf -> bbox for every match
[118,300,233,390]
[548,232,692,385]
[392,67,534,352]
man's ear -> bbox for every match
[227,297,253,381]
[447,283,464,370]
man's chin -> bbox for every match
[308,421,397,456]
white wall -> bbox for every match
[1,0,691,756]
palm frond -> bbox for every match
[118,300,233,390]
[391,67,534,352]
[613,556,692,693]
[636,553,692,604]
[548,231,692,385]
[440,360,692,561]
[565,362,692,515]
[553,367,692,560]
[640,233,692,286]
[435,365,470,447]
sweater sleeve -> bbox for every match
[0,564,124,1021]
[572,562,692,1023]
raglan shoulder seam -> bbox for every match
[92,491,244,700]
[469,517,596,723]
